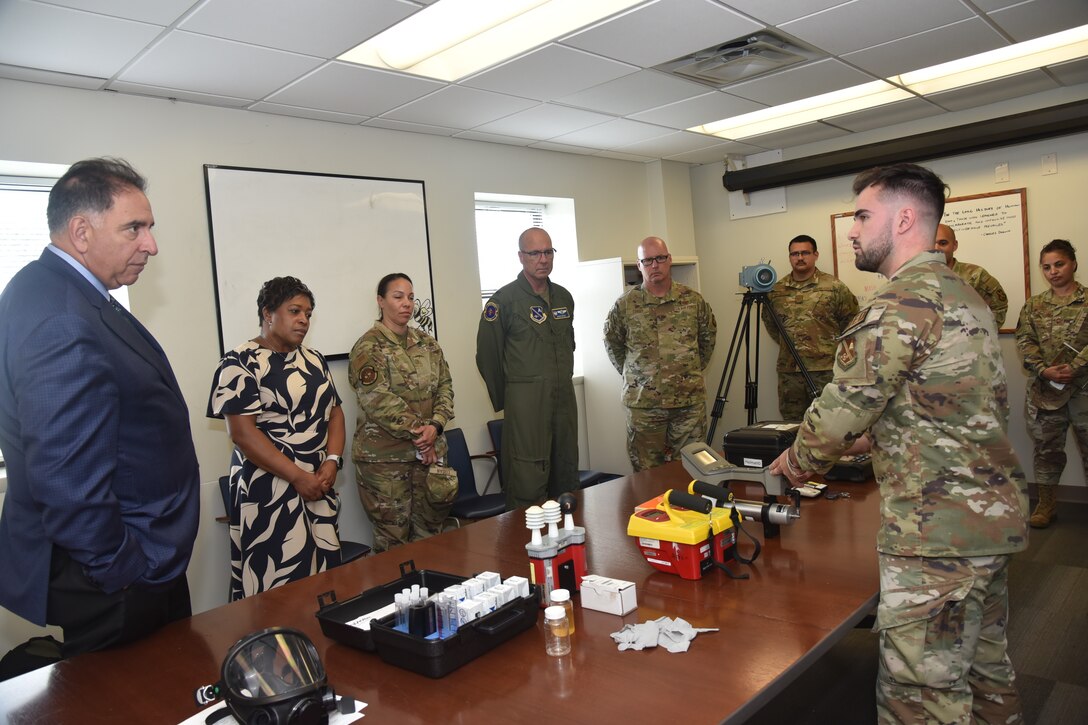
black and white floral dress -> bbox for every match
[208,341,342,600]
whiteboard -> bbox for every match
[205,165,435,359]
[830,188,1029,333]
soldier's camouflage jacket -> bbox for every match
[349,322,454,463]
[793,251,1028,558]
[763,268,858,372]
[1015,281,1088,410]
[603,282,716,409]
[953,258,1008,328]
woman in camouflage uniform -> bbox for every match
[1015,239,1088,528]
[349,273,456,552]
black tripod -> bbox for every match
[706,291,818,446]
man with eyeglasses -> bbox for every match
[604,236,716,471]
[934,223,1008,328]
[762,234,858,420]
[476,227,578,509]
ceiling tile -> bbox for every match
[35,0,194,25]
[719,0,848,27]
[629,91,765,129]
[557,70,710,116]
[781,0,974,56]
[106,80,252,108]
[563,0,763,68]
[462,44,635,101]
[249,101,368,125]
[0,0,163,78]
[614,129,732,157]
[383,86,536,128]
[472,104,614,140]
[664,138,766,164]
[726,58,875,105]
[118,31,322,99]
[1047,57,1088,86]
[180,0,417,58]
[363,118,458,136]
[268,62,443,116]
[549,118,673,148]
[823,96,945,133]
[987,0,1088,42]
[731,121,850,149]
[925,69,1059,111]
[842,18,1008,78]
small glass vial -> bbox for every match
[549,588,575,634]
[544,606,571,657]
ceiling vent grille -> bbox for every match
[656,32,821,87]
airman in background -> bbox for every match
[935,223,1009,327]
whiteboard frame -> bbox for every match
[831,188,1029,332]
[204,165,435,360]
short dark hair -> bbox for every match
[1040,239,1076,265]
[789,235,817,252]
[852,163,948,223]
[47,157,147,235]
[257,276,314,324]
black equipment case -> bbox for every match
[315,560,540,678]
[722,421,798,468]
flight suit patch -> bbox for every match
[360,366,378,385]
[529,306,546,324]
[552,307,570,320]
[483,301,499,322]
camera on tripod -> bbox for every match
[738,262,777,293]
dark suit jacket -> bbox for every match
[0,250,199,625]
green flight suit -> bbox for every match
[476,273,578,510]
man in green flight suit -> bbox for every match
[476,227,578,511]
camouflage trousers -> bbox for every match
[875,553,1022,724]
[625,403,706,472]
[776,369,833,421]
[354,460,457,554]
[1025,393,1088,486]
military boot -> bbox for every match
[1029,484,1058,528]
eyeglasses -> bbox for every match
[639,255,670,266]
[789,250,814,258]
[520,248,556,258]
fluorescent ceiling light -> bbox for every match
[692,81,912,139]
[692,23,1088,141]
[339,0,645,82]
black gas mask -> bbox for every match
[196,627,348,725]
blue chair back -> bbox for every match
[445,428,479,503]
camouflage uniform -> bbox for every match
[476,275,578,510]
[349,322,455,553]
[953,258,1009,328]
[790,250,1028,723]
[1014,283,1088,490]
[603,282,716,471]
[763,268,858,420]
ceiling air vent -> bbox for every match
[656,32,821,87]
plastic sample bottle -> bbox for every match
[549,588,575,634]
[544,606,571,656]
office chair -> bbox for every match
[485,419,621,490]
[445,428,505,526]
[217,475,370,566]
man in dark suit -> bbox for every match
[0,157,199,658]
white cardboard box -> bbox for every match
[580,574,637,615]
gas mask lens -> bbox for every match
[223,629,326,701]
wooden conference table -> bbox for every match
[0,462,880,724]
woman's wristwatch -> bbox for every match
[326,454,344,471]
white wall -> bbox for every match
[0,78,682,650]
[689,130,1088,490]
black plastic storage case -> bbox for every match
[315,560,540,678]
[722,421,798,468]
